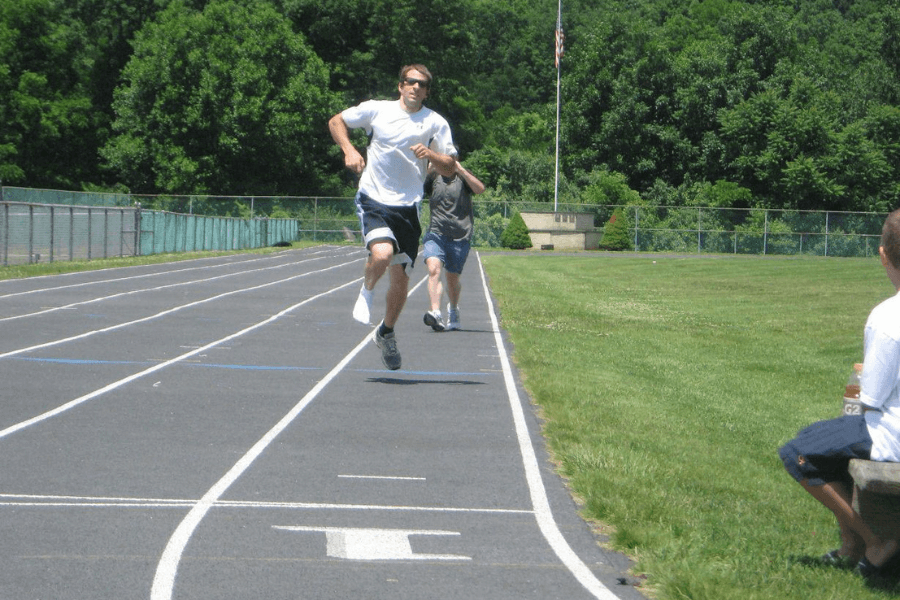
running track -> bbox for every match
[0,246,643,600]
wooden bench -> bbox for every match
[849,459,900,538]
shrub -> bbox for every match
[473,212,508,247]
[500,211,533,249]
[599,207,631,250]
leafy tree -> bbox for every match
[883,5,900,91]
[467,146,555,204]
[102,0,343,195]
[500,210,532,249]
[486,109,553,153]
[465,0,558,114]
[579,168,642,206]
[62,0,165,158]
[1,0,899,211]
[0,0,99,188]
[278,0,491,155]
[472,207,508,248]
[699,180,753,208]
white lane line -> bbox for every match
[0,257,363,360]
[0,255,273,298]
[338,474,427,481]
[0,275,362,441]
[475,252,620,600]
[0,493,531,514]
[0,257,315,321]
[150,328,374,600]
[151,274,431,600]
[0,251,361,322]
[0,246,361,299]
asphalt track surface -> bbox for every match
[0,245,645,600]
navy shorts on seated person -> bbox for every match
[779,415,872,487]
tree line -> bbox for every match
[1,0,898,213]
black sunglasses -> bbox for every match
[402,77,430,88]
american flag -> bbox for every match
[555,16,564,68]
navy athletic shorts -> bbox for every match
[355,192,421,267]
[778,415,872,487]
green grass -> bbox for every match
[480,253,900,600]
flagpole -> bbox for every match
[554,0,562,213]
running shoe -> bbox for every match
[447,304,460,331]
[374,326,402,370]
[423,310,445,332]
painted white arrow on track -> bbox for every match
[273,526,471,561]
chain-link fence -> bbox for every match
[0,186,888,266]
[624,205,885,257]
[276,199,886,257]
[0,188,300,266]
[0,202,140,265]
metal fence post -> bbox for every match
[50,206,56,263]
[633,206,639,251]
[2,202,7,266]
[134,203,141,257]
[87,207,93,260]
[697,207,702,254]
[68,206,74,261]
[734,210,739,254]
[29,205,34,263]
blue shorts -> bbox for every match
[422,232,470,274]
[778,415,872,487]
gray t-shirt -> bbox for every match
[425,173,474,241]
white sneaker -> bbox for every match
[447,304,460,331]
[423,310,445,332]
[352,286,373,324]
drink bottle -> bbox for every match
[843,363,863,416]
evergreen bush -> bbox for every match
[500,211,533,249]
[599,207,631,251]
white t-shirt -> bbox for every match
[341,99,455,207]
[861,290,900,461]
